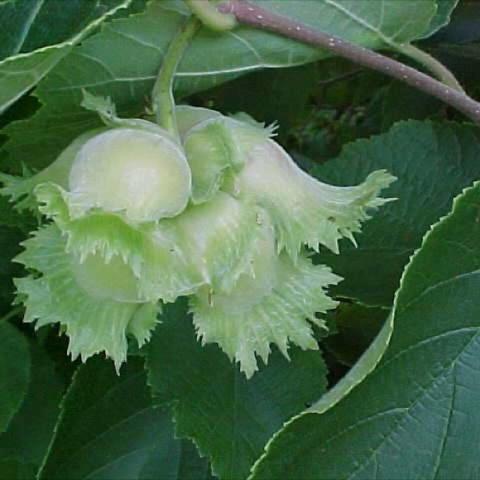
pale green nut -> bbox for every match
[72,252,143,303]
[203,208,278,314]
[172,191,260,291]
[69,128,192,222]
[176,105,221,140]
[182,120,240,204]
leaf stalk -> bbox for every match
[399,44,465,93]
[185,0,237,31]
[152,16,200,138]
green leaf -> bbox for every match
[313,121,480,306]
[0,0,132,114]
[0,457,35,480]
[421,0,459,38]
[2,0,437,171]
[0,341,64,469]
[174,0,438,95]
[0,322,30,433]
[40,357,210,480]
[251,181,480,480]
[0,0,122,60]
[147,301,328,480]
[203,64,318,138]
[378,81,442,130]
[311,310,393,417]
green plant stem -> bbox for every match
[185,0,236,31]
[219,0,480,124]
[400,44,465,93]
[152,16,200,137]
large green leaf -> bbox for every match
[1,0,437,171]
[0,322,30,433]
[0,342,65,470]
[251,181,480,479]
[147,301,328,480]
[313,121,480,306]
[175,0,436,94]
[39,357,209,480]
[0,0,132,114]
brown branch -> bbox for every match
[218,0,480,124]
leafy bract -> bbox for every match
[183,118,244,204]
[191,247,340,377]
[313,121,480,306]
[40,357,209,480]
[0,0,132,114]
[230,127,395,259]
[0,322,30,433]
[147,301,328,480]
[16,225,159,370]
[2,0,438,172]
[251,181,480,480]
